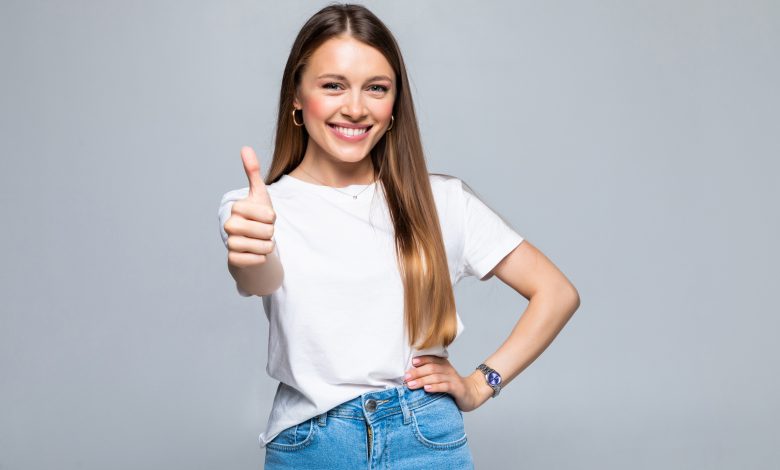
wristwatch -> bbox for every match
[476,363,502,398]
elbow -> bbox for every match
[548,281,580,317]
[530,281,580,318]
[564,283,581,315]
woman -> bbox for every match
[218,4,580,469]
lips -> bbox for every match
[328,123,372,133]
[327,123,373,140]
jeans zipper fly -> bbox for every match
[366,423,373,459]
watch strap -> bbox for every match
[476,363,502,398]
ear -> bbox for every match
[293,90,302,110]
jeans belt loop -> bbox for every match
[396,385,412,425]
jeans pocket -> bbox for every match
[266,418,317,451]
[410,393,468,449]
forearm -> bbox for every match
[468,283,581,402]
[227,245,284,296]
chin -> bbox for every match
[328,148,372,163]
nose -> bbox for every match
[340,89,367,120]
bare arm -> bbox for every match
[465,239,581,402]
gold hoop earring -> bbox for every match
[386,115,394,131]
[292,108,304,127]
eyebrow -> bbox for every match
[316,73,393,83]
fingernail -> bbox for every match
[403,373,411,380]
[412,357,420,365]
[408,380,417,386]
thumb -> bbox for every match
[240,146,272,206]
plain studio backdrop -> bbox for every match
[1,1,778,469]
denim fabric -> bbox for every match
[263,384,475,469]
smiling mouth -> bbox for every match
[327,123,373,137]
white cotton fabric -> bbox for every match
[217,173,524,448]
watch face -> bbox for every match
[487,371,502,386]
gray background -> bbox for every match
[1,0,778,469]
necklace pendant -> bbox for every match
[353,195,358,199]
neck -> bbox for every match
[296,153,377,187]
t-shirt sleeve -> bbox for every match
[217,188,252,297]
[458,179,524,281]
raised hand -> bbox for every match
[224,146,277,268]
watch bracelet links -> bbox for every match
[476,363,502,398]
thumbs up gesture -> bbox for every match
[224,146,277,268]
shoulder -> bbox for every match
[428,172,464,195]
[426,173,468,230]
[428,172,460,184]
[428,173,478,208]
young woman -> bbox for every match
[218,4,580,469]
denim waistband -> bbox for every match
[315,384,449,427]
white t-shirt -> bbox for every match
[217,173,524,448]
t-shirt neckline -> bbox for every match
[280,173,377,194]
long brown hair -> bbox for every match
[265,3,457,350]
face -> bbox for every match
[293,35,396,165]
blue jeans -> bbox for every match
[264,384,475,469]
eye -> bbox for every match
[368,84,389,93]
[323,82,343,90]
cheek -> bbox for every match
[372,101,394,120]
[303,96,335,122]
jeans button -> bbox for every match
[365,399,377,412]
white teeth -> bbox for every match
[331,125,368,137]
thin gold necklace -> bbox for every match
[297,164,382,200]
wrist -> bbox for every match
[475,362,504,398]
[468,370,495,404]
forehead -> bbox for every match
[305,35,395,81]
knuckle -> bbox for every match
[223,218,234,234]
[227,235,243,252]
[227,251,243,267]
[225,215,245,233]
[260,239,273,254]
